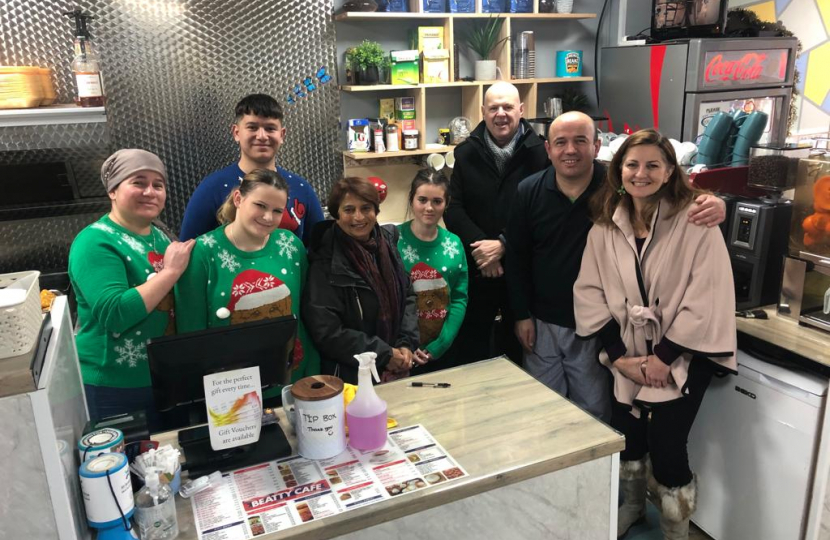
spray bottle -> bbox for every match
[134,468,179,540]
[64,8,106,107]
[347,352,388,451]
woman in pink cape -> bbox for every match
[574,129,737,539]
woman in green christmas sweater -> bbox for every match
[175,169,320,384]
[397,169,468,372]
[69,149,196,420]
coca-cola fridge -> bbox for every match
[599,37,798,144]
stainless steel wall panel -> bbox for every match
[1,0,340,236]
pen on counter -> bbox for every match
[410,382,451,388]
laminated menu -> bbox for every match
[191,425,468,540]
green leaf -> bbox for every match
[458,16,509,60]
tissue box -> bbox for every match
[422,50,450,83]
[390,50,420,86]
[395,97,416,120]
[418,27,444,52]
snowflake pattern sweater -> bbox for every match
[175,225,320,382]
[396,221,468,359]
[69,214,174,389]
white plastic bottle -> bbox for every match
[346,352,388,451]
[134,470,179,540]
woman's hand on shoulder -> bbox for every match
[615,356,648,386]
[162,239,196,278]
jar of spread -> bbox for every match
[403,130,420,151]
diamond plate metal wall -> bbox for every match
[0,0,341,234]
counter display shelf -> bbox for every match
[0,103,106,128]
[169,357,624,540]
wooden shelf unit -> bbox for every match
[343,145,455,161]
[336,3,595,151]
[334,12,596,21]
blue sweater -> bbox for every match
[179,163,325,244]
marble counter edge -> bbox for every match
[255,438,624,540]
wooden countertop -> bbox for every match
[174,356,624,540]
[737,306,830,370]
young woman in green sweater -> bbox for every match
[175,169,319,384]
[69,149,195,420]
[397,169,468,372]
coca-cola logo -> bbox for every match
[704,52,768,83]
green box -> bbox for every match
[395,96,416,120]
[390,50,420,86]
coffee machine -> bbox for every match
[728,200,792,310]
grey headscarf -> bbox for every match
[101,149,167,192]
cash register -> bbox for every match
[147,316,296,476]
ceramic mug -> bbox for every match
[426,153,445,171]
[475,60,502,81]
[445,150,456,169]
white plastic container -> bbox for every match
[0,270,42,359]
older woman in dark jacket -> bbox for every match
[302,177,419,384]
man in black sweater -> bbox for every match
[505,111,725,421]
[444,82,549,365]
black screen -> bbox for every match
[147,316,296,432]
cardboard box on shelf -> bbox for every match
[418,27,444,53]
[395,97,416,120]
[390,50,420,86]
[379,98,395,122]
[422,49,450,83]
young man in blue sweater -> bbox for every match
[179,94,324,243]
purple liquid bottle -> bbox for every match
[348,352,388,451]
[347,410,387,451]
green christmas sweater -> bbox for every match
[175,225,320,383]
[68,214,174,389]
[396,221,468,359]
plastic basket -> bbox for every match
[0,271,42,359]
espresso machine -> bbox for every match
[778,154,830,331]
[728,200,792,310]
[693,164,792,310]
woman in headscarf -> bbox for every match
[302,177,419,384]
[69,149,195,420]
[574,129,737,540]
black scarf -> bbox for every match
[336,224,408,344]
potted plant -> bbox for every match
[347,40,385,85]
[458,16,509,81]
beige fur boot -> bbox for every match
[617,456,648,538]
[647,472,697,540]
